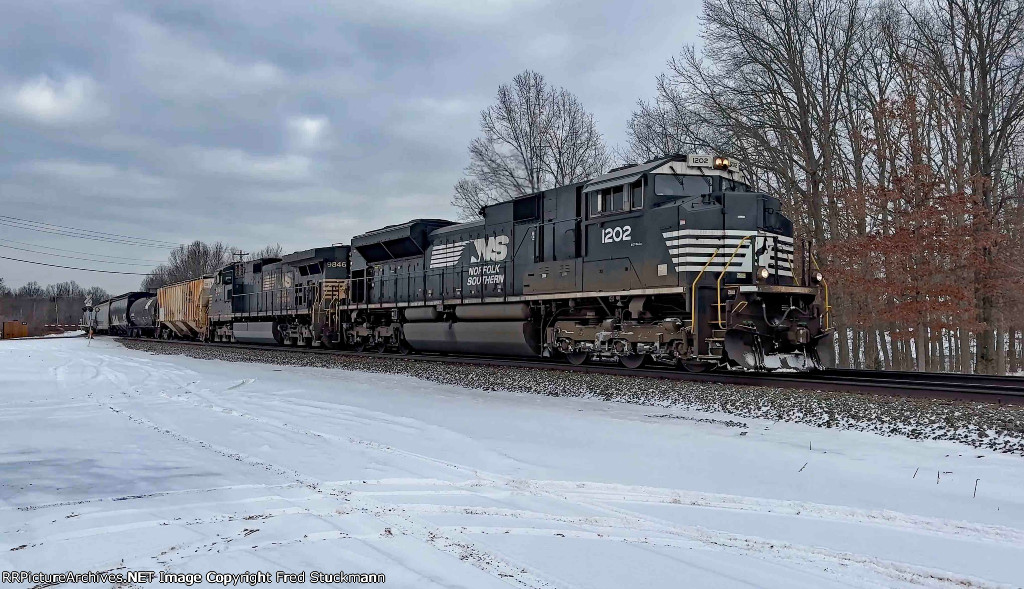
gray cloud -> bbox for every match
[0,0,700,293]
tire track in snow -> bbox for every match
[337,478,1024,546]
[141,369,1018,587]
[154,374,1024,548]
[84,358,564,589]
[2,483,304,513]
[67,351,1014,588]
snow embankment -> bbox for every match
[1,338,1022,588]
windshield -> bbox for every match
[654,174,712,197]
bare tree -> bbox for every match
[453,70,608,218]
[45,281,84,299]
[0,277,10,298]
[83,286,109,302]
[545,88,610,186]
[15,281,45,298]
[245,244,284,261]
[141,241,232,289]
[451,179,493,220]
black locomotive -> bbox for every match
[91,154,834,371]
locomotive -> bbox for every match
[90,154,835,371]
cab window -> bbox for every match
[654,174,712,197]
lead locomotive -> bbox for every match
[92,154,835,371]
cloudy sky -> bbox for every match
[0,0,701,293]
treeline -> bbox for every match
[0,240,284,336]
[619,0,1024,374]
[0,278,109,335]
[140,241,282,290]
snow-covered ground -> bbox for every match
[1,338,1022,588]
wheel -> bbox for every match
[619,354,647,369]
[352,339,366,352]
[397,339,413,355]
[566,351,589,366]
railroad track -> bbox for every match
[113,336,1024,405]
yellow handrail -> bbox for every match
[716,235,753,328]
[811,254,831,330]
[690,249,721,335]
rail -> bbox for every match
[112,336,1024,405]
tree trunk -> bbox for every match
[1011,330,1020,374]
[878,329,891,370]
[868,327,882,370]
[837,323,851,369]
[915,325,927,372]
[960,328,973,374]
[996,326,1006,375]
[853,329,863,369]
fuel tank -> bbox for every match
[403,321,541,356]
[232,321,278,344]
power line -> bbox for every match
[0,217,176,247]
[0,255,153,275]
[0,244,155,266]
[0,215,180,247]
[0,238,167,263]
[0,219,175,248]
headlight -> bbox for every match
[756,267,770,281]
[713,157,731,170]
[813,271,824,283]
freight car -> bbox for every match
[116,153,832,371]
[92,299,111,334]
[157,277,210,340]
[108,292,156,337]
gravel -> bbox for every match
[117,339,1024,456]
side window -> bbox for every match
[606,187,622,213]
[630,180,643,209]
[589,191,602,217]
[589,185,627,217]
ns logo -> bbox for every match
[470,235,509,263]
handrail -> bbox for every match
[690,248,721,336]
[811,253,831,330]
[716,235,753,328]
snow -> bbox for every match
[41,330,84,338]
[1,338,1023,588]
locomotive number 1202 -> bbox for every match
[601,226,632,243]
